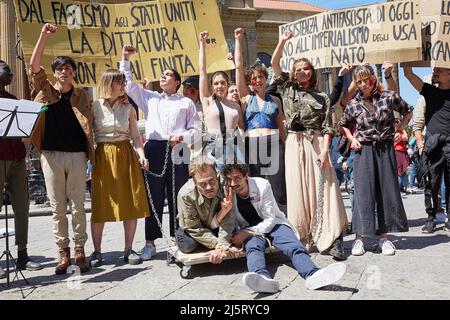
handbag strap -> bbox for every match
[215,98,227,142]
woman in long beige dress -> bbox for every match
[270,32,349,259]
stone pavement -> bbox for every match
[1,190,450,300]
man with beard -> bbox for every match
[221,164,346,293]
[176,157,240,264]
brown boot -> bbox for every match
[55,247,71,275]
[74,246,90,273]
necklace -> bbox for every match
[237,193,250,200]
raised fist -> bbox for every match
[234,28,245,39]
[199,31,209,42]
[41,23,57,37]
[281,31,293,41]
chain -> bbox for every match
[147,142,170,177]
[307,160,324,247]
[142,141,176,247]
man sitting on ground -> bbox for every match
[221,164,347,293]
[176,157,241,264]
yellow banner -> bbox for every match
[279,0,422,70]
[14,0,234,86]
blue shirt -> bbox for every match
[244,94,278,131]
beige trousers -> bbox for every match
[285,132,348,252]
[41,151,88,249]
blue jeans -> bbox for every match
[244,224,318,279]
[398,172,408,191]
[408,157,417,188]
[441,179,446,208]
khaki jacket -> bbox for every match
[28,67,94,163]
[273,72,333,136]
[177,179,236,249]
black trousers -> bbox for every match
[245,135,287,215]
[144,140,189,240]
[425,148,450,217]
[352,141,408,235]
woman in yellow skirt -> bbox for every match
[90,69,150,266]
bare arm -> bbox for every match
[129,107,148,170]
[234,28,249,101]
[329,62,352,106]
[270,32,293,77]
[237,104,246,131]
[318,133,331,171]
[403,66,424,93]
[414,130,424,154]
[30,23,57,74]
[386,77,398,92]
[383,61,398,92]
[273,96,286,144]
[199,31,210,104]
[398,111,413,132]
[341,126,353,140]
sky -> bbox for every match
[293,0,431,106]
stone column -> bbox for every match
[0,0,26,98]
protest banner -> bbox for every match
[13,0,234,86]
[402,0,450,68]
[279,0,422,70]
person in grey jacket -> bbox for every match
[176,157,241,264]
[221,164,346,293]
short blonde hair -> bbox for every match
[98,69,126,99]
[188,156,216,179]
[352,64,375,82]
[352,64,383,92]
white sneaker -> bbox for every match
[139,243,157,261]
[305,262,346,290]
[242,272,280,293]
[351,239,365,256]
[409,186,421,194]
[379,239,396,256]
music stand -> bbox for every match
[0,97,43,288]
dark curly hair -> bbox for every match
[220,164,249,177]
[246,63,268,84]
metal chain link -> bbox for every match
[142,141,176,247]
[307,160,324,247]
[146,142,170,178]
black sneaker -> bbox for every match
[329,239,346,261]
[89,251,103,268]
[422,218,436,233]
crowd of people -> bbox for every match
[1,23,449,294]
